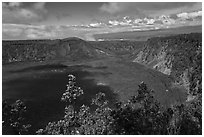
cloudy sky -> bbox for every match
[2,2,202,40]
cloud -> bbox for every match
[33,2,46,11]
[143,18,155,25]
[97,9,202,28]
[99,2,201,17]
[2,24,100,40]
[24,27,57,39]
[3,2,22,8]
[3,24,24,37]
[2,2,47,24]
[2,8,202,41]
[100,2,122,14]
[145,3,202,17]
[55,12,71,20]
[3,24,58,40]
[177,11,202,19]
[89,22,104,27]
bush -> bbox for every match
[36,75,202,135]
[2,100,31,135]
[3,74,201,135]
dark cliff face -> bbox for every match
[133,33,202,96]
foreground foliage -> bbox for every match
[35,75,202,135]
[3,74,201,135]
[2,100,31,135]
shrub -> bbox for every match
[2,100,31,135]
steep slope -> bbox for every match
[133,33,202,97]
[89,40,144,59]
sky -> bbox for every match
[2,2,202,40]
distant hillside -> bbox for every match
[94,25,202,41]
[133,33,202,97]
[2,38,144,64]
[2,39,58,64]
[2,38,100,64]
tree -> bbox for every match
[167,94,202,135]
[36,75,114,135]
[110,82,170,135]
[35,75,202,135]
[2,100,31,135]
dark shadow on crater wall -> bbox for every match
[3,65,118,134]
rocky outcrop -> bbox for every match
[133,45,173,75]
[133,33,202,97]
[89,40,144,56]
